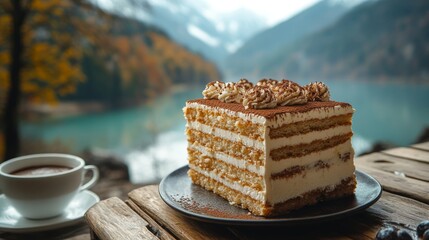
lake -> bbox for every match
[21,81,429,183]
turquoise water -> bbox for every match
[21,88,202,153]
[20,81,429,182]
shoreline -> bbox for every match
[19,83,198,120]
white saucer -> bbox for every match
[0,190,100,233]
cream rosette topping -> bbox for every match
[201,79,331,109]
[256,78,279,88]
[218,82,242,103]
[202,81,225,99]
[242,86,277,109]
[305,82,330,101]
[274,79,308,106]
[235,78,253,94]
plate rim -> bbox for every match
[0,190,100,233]
[159,165,382,226]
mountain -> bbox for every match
[224,0,358,79]
[101,0,267,65]
[259,0,429,82]
[68,14,221,107]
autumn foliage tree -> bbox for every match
[0,0,111,160]
[0,0,221,161]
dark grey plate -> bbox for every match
[159,165,382,226]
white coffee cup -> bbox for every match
[0,153,99,219]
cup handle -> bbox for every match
[80,165,99,191]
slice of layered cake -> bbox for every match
[183,79,356,217]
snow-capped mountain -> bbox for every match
[148,0,268,64]
[224,0,366,79]
[100,0,268,65]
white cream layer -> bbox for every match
[270,141,353,173]
[190,157,355,204]
[266,105,354,128]
[269,159,355,204]
[187,121,263,150]
[185,102,354,128]
[186,121,352,152]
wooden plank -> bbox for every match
[128,185,238,240]
[0,223,90,240]
[355,152,429,182]
[85,197,158,240]
[224,192,429,240]
[382,147,429,164]
[355,164,429,204]
[126,200,176,240]
[412,142,429,151]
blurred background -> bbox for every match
[1,0,428,185]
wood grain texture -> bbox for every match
[126,186,429,240]
[128,185,237,240]
[412,142,429,151]
[126,200,176,240]
[356,153,429,204]
[382,147,429,164]
[85,197,158,240]
[356,152,429,182]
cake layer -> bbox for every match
[188,168,356,217]
[187,127,353,164]
[270,176,356,216]
[187,121,263,150]
[187,121,353,152]
[189,140,353,176]
[270,132,353,160]
[270,141,353,174]
[188,169,272,216]
[187,147,264,191]
[184,106,264,141]
[189,144,264,175]
[269,113,352,139]
[184,100,353,141]
[268,157,355,204]
[186,99,354,128]
[189,154,355,205]
[186,128,265,166]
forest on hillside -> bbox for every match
[225,0,429,82]
[0,1,221,109]
[0,0,221,159]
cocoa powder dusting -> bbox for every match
[176,195,259,219]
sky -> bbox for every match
[204,0,321,26]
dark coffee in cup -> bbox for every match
[11,165,72,176]
[0,153,99,219]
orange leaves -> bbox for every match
[21,41,85,104]
[147,32,220,85]
[112,34,170,90]
[0,0,220,108]
[0,14,10,92]
[0,15,11,45]
[0,0,103,105]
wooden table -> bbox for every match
[85,142,429,240]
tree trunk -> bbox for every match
[3,0,25,160]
